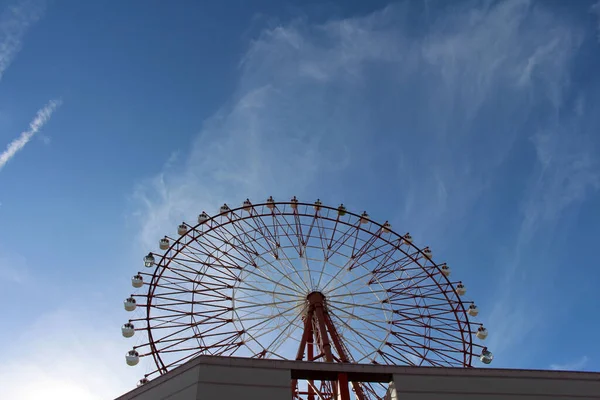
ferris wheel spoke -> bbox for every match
[231,296,302,337]
[327,308,390,339]
[233,298,299,311]
[234,311,302,355]
[379,347,422,366]
[313,259,329,293]
[151,267,200,292]
[154,332,241,365]
[182,233,250,273]
[326,311,381,362]
[217,220,310,294]
[169,248,231,274]
[207,220,268,261]
[392,312,468,332]
[238,209,280,255]
[221,215,278,258]
[331,298,390,314]
[237,258,307,295]
[313,213,333,263]
[391,321,461,345]
[235,277,301,298]
[176,238,247,274]
[392,314,465,332]
[326,217,362,261]
[327,306,388,342]
[240,302,304,334]
[299,208,320,250]
[388,332,431,361]
[393,324,466,353]
[265,210,318,290]
[380,339,425,366]
[345,229,385,272]
[357,239,397,269]
[389,328,465,364]
[246,306,305,355]
[234,286,298,310]
[151,321,226,349]
[323,267,375,295]
[324,216,342,261]
[244,318,293,346]
[381,344,422,366]
[151,328,235,355]
[270,209,307,257]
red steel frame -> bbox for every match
[292,291,367,400]
[125,200,488,399]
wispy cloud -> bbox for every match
[550,356,589,371]
[0,309,140,399]
[0,251,28,283]
[130,0,598,374]
[592,1,600,43]
[0,0,46,81]
[488,104,600,360]
[0,98,62,171]
[134,0,578,247]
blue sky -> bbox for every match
[0,0,599,398]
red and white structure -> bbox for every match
[122,197,493,399]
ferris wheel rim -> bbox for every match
[127,198,487,384]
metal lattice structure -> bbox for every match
[122,197,493,399]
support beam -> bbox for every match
[293,291,367,400]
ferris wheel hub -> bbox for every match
[306,291,326,305]
[306,290,325,303]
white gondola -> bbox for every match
[131,274,143,288]
[144,253,155,268]
[159,237,169,250]
[314,199,322,211]
[290,196,298,210]
[422,247,432,259]
[382,221,392,233]
[440,263,451,277]
[243,199,252,212]
[468,304,479,317]
[198,211,209,223]
[480,348,493,364]
[266,196,275,209]
[219,204,230,214]
[137,378,149,387]
[177,223,187,236]
[360,211,369,224]
[124,297,137,312]
[403,233,413,244]
[455,283,467,296]
[476,326,488,340]
[126,350,140,366]
[122,322,135,338]
[337,204,346,216]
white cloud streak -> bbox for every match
[0,98,62,171]
[131,1,599,366]
[550,356,589,371]
[0,0,46,81]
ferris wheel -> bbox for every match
[122,197,493,398]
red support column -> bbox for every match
[338,373,351,400]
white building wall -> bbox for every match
[392,369,600,400]
[116,356,600,400]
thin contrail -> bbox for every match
[0,0,45,81]
[0,99,62,171]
